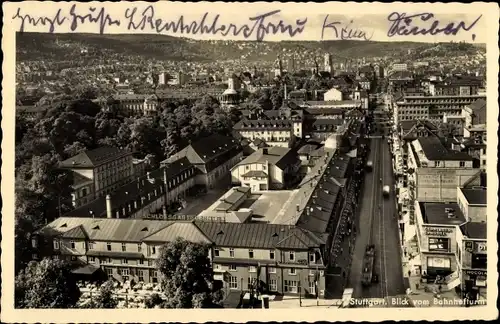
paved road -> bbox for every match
[348,112,406,299]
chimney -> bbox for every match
[262,148,268,155]
[106,195,112,219]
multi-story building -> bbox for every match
[32,217,328,298]
[409,185,487,300]
[429,77,482,96]
[462,98,486,127]
[230,147,300,190]
[233,108,303,149]
[161,134,243,190]
[395,94,486,124]
[59,146,134,207]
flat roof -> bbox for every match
[419,202,466,226]
[247,191,295,223]
[460,222,487,239]
[461,188,487,205]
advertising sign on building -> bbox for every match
[424,227,454,237]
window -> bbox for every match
[229,276,238,289]
[309,281,316,295]
[289,268,297,275]
[269,250,275,260]
[107,242,112,251]
[122,243,127,252]
[71,256,77,261]
[309,252,315,263]
[121,268,130,280]
[138,270,144,282]
[137,244,142,253]
[214,264,222,270]
[459,161,465,167]
[152,246,156,255]
[262,164,267,170]
[31,238,38,248]
[214,248,220,257]
[32,253,39,260]
[138,259,144,265]
[428,238,450,252]
[70,241,76,249]
[89,256,96,263]
[471,253,487,269]
[105,268,113,276]
[268,267,276,273]
[122,259,128,264]
[229,248,235,258]
[249,266,257,273]
[229,265,237,272]
[269,279,277,291]
[309,269,315,276]
[53,240,60,250]
[249,249,254,259]
[284,280,298,293]
[246,165,250,170]
[434,161,441,167]
[289,251,295,261]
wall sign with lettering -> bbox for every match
[424,227,453,236]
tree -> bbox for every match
[15,258,81,308]
[156,238,223,308]
[92,280,118,309]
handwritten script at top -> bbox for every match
[387,12,482,41]
[12,4,308,42]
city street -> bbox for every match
[348,115,406,299]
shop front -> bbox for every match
[461,240,487,300]
[418,226,458,280]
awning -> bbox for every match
[72,264,100,275]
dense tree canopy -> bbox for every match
[15,258,81,308]
[155,238,223,308]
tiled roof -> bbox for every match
[166,134,241,165]
[61,225,88,239]
[64,167,168,218]
[234,147,299,170]
[72,172,93,186]
[36,217,174,242]
[461,188,487,205]
[194,221,324,249]
[241,170,268,178]
[59,146,132,169]
[233,119,293,131]
[143,222,212,244]
[417,137,474,161]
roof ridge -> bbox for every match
[141,222,174,240]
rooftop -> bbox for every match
[460,187,487,205]
[233,147,298,170]
[414,137,474,162]
[194,221,325,249]
[419,202,466,226]
[59,146,132,169]
[460,222,487,239]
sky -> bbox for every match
[5,2,493,43]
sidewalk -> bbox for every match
[269,296,343,308]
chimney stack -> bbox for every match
[106,195,113,219]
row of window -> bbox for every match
[55,241,156,254]
[88,256,155,266]
[227,277,316,294]
[216,264,321,276]
[214,248,316,262]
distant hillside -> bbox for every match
[16,32,485,63]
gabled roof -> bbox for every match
[417,137,474,161]
[59,146,132,169]
[143,222,212,244]
[234,147,299,170]
[165,134,241,165]
[60,225,88,239]
[194,221,324,249]
[36,217,174,242]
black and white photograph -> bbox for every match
[2,1,498,322]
